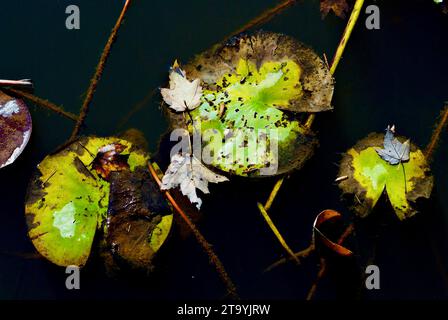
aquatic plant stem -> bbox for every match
[148,162,239,300]
[120,1,298,128]
[226,0,298,40]
[70,0,132,139]
[257,203,300,264]
[329,0,364,75]
[264,244,314,272]
[425,104,448,161]
[258,0,365,252]
[305,0,364,131]
[3,88,78,122]
[306,222,354,300]
[264,177,285,211]
[265,222,354,272]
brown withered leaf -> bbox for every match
[91,143,130,180]
[312,209,353,256]
[0,91,32,169]
[320,0,350,19]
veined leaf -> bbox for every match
[338,132,433,220]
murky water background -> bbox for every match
[0,0,447,299]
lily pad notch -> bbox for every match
[338,127,433,220]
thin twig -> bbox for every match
[258,0,365,248]
[306,257,326,300]
[116,88,158,129]
[3,88,78,122]
[70,0,132,139]
[264,177,285,211]
[120,1,298,128]
[264,244,314,273]
[225,0,298,40]
[329,0,364,75]
[148,162,239,300]
[257,202,300,264]
[306,223,354,300]
[425,104,448,162]
[305,0,365,130]
[0,79,33,89]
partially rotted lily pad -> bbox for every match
[102,167,173,272]
[337,133,433,220]
[0,91,32,168]
[165,31,332,177]
[25,136,173,267]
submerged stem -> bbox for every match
[264,177,285,211]
[306,223,354,300]
[70,0,132,139]
[425,104,448,161]
[258,0,365,255]
[226,0,298,41]
[148,162,239,300]
[3,88,78,122]
[257,202,300,264]
[305,0,365,130]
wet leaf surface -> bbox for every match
[164,31,329,177]
[161,153,228,209]
[375,126,410,165]
[0,91,32,169]
[101,167,173,273]
[25,136,173,267]
[338,133,434,220]
[160,63,202,112]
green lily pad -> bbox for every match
[25,136,173,267]
[165,31,331,177]
[337,133,433,220]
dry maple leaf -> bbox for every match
[375,125,410,165]
[320,0,350,19]
[160,62,203,112]
[161,153,228,209]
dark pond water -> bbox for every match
[0,0,447,300]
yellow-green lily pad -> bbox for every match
[164,31,331,177]
[337,133,433,220]
[25,136,173,267]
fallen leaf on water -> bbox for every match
[91,143,130,180]
[375,125,410,165]
[320,0,349,19]
[312,209,353,257]
[161,153,228,209]
[160,61,203,112]
[337,131,433,220]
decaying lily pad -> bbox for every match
[101,167,173,272]
[0,91,32,169]
[337,133,433,220]
[164,31,332,177]
[25,136,173,267]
